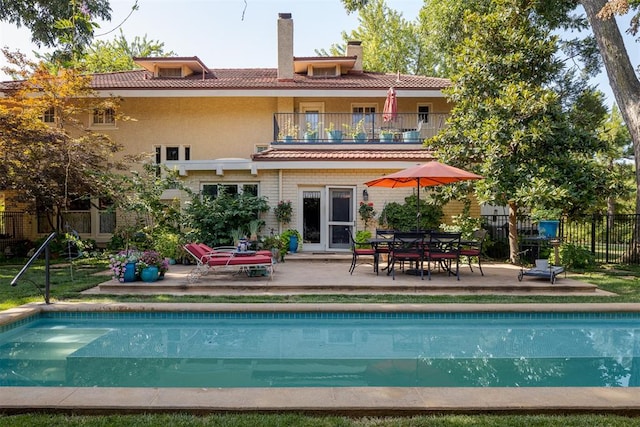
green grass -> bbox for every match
[3,259,640,426]
[2,414,640,427]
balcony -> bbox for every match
[272,112,449,145]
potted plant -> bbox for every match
[344,118,366,142]
[248,219,262,241]
[358,201,377,230]
[278,119,299,142]
[380,129,394,142]
[136,249,165,282]
[402,130,421,143]
[109,249,141,282]
[530,207,563,238]
[273,200,292,226]
[281,228,301,253]
[303,122,318,142]
[325,122,343,142]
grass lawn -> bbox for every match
[2,258,640,426]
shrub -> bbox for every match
[555,243,596,270]
[378,195,443,231]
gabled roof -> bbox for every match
[90,68,450,91]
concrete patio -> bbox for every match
[88,252,609,296]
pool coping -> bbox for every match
[3,302,640,415]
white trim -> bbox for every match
[95,89,445,98]
[166,159,425,173]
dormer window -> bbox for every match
[310,65,339,77]
[158,67,182,78]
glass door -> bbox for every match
[328,187,354,251]
[302,189,322,251]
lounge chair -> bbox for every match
[183,243,274,282]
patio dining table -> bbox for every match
[368,230,470,278]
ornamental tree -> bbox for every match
[430,0,608,262]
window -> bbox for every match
[184,146,191,161]
[42,107,55,123]
[201,183,259,199]
[418,104,430,124]
[311,66,338,77]
[157,67,182,78]
[166,147,179,161]
[92,108,115,126]
[352,105,376,128]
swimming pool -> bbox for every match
[3,305,640,388]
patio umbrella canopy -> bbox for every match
[365,161,483,230]
[382,87,397,123]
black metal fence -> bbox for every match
[0,211,27,252]
[481,214,640,265]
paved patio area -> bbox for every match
[88,253,609,296]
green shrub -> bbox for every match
[355,230,372,248]
[378,195,443,231]
[555,243,596,270]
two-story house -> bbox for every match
[2,13,469,253]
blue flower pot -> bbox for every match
[123,262,137,282]
[288,235,298,253]
[140,266,159,282]
[538,220,559,238]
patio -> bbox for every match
[89,253,608,296]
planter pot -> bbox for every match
[288,235,298,253]
[140,265,159,282]
[326,130,343,142]
[281,135,294,143]
[380,133,393,143]
[353,132,367,142]
[537,220,559,238]
[304,132,317,142]
[157,271,165,281]
[123,262,137,282]
[402,130,421,143]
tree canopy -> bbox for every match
[429,0,608,261]
[0,51,139,231]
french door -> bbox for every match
[300,186,355,251]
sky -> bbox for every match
[0,0,638,106]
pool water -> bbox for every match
[2,311,640,388]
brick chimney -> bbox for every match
[277,13,294,81]
[346,40,363,73]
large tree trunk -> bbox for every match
[508,200,519,263]
[582,0,640,258]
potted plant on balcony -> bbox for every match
[345,118,367,142]
[278,120,299,143]
[325,122,343,142]
[303,122,318,142]
[380,129,394,143]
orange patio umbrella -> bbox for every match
[365,161,483,230]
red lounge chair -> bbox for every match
[183,243,274,282]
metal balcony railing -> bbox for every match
[273,112,449,144]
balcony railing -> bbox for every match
[273,112,449,144]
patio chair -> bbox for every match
[347,228,378,275]
[389,232,426,280]
[426,232,461,280]
[460,229,488,276]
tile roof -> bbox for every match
[89,69,450,90]
[251,149,435,162]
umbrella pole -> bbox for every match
[416,178,420,231]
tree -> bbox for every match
[0,0,113,60]
[430,0,608,263]
[75,30,175,73]
[322,0,421,74]
[581,0,640,256]
[0,50,138,232]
